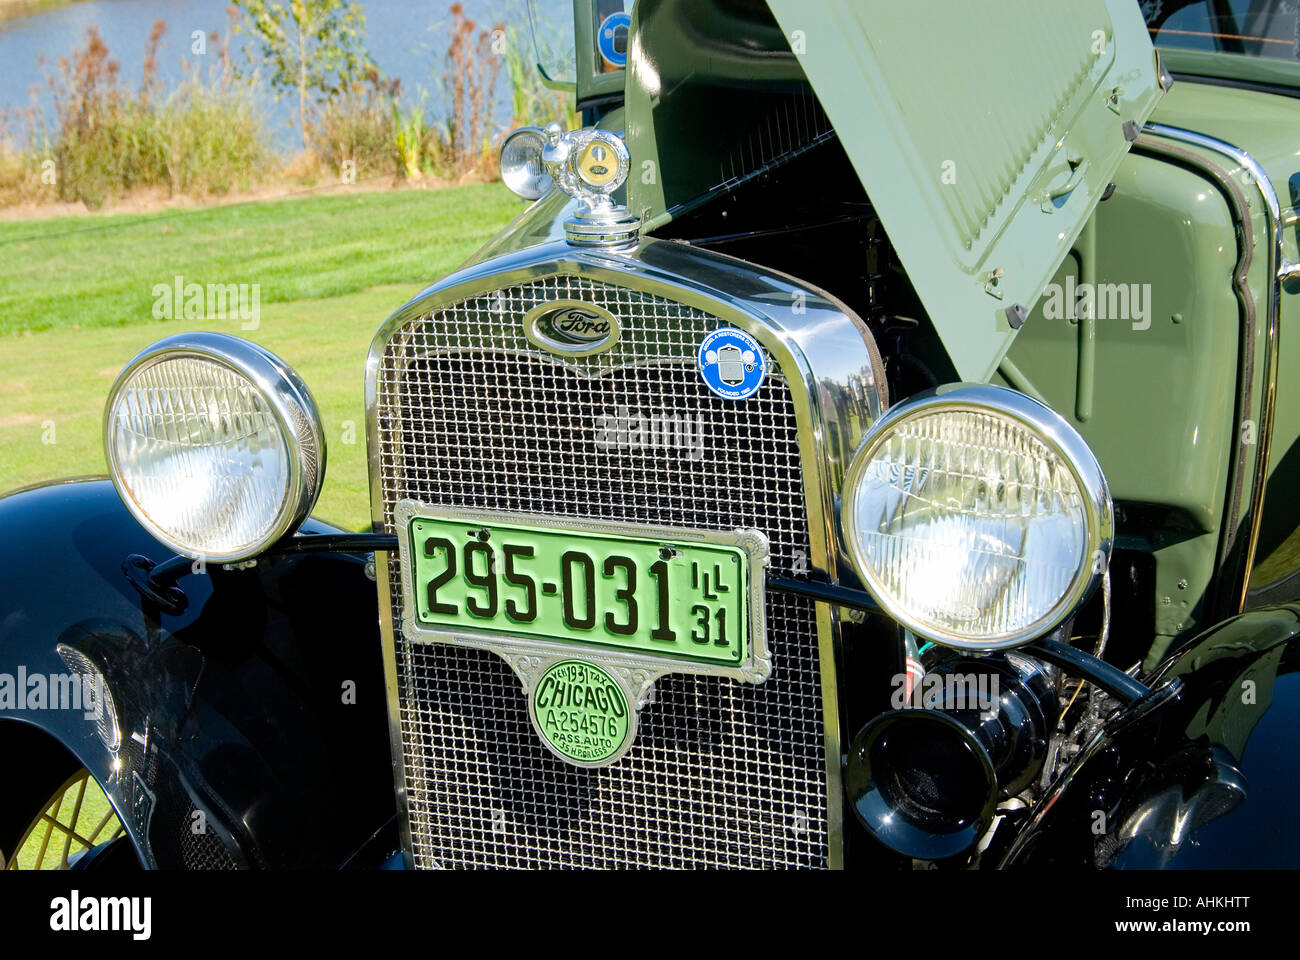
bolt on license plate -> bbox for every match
[393,502,769,676]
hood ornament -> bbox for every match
[543,123,640,246]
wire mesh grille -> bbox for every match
[376,275,829,868]
[177,807,240,870]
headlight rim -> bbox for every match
[841,382,1112,651]
[499,125,553,201]
[103,332,326,563]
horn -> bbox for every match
[846,654,1057,860]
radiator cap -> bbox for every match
[543,123,640,246]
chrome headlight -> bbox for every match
[104,333,325,563]
[842,384,1111,650]
[499,125,553,200]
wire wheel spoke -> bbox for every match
[7,769,126,870]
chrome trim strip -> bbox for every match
[1133,131,1257,606]
[1144,123,1282,612]
[364,237,887,869]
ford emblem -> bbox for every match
[524,300,620,355]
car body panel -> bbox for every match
[999,141,1247,660]
[624,0,812,224]
[764,0,1165,382]
[1138,82,1300,598]
[0,479,394,869]
[1000,78,1300,658]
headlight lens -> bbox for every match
[499,125,552,200]
[105,334,324,563]
[842,384,1111,650]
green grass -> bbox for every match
[0,184,522,532]
[0,183,519,334]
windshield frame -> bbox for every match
[527,0,629,109]
[1148,0,1300,91]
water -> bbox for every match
[0,0,572,149]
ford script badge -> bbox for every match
[524,299,620,355]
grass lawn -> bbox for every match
[0,183,522,532]
[0,183,520,334]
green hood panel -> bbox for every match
[766,0,1165,381]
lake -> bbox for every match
[0,0,572,149]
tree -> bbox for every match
[232,0,371,152]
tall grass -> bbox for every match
[393,102,426,179]
[501,19,576,132]
[313,3,561,185]
[1,21,275,208]
[0,2,584,207]
[315,69,401,181]
[0,114,47,204]
[165,81,275,194]
[438,2,503,178]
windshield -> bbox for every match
[528,0,578,85]
[528,0,632,87]
[1145,0,1300,83]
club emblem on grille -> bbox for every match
[524,299,620,355]
[698,328,767,400]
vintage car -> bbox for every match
[2,0,1299,871]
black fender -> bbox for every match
[1001,605,1300,868]
[0,478,396,868]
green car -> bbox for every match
[2,0,1298,872]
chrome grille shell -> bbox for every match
[366,239,885,868]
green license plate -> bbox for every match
[406,514,751,666]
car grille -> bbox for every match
[177,804,240,870]
[374,275,829,868]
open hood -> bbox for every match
[766,0,1165,381]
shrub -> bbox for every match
[165,79,275,195]
[500,21,576,131]
[0,109,53,207]
[315,69,400,181]
[435,3,503,180]
[0,144,44,206]
[1,3,589,207]
[16,22,275,208]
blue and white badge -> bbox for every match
[698,328,767,401]
[597,12,631,68]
